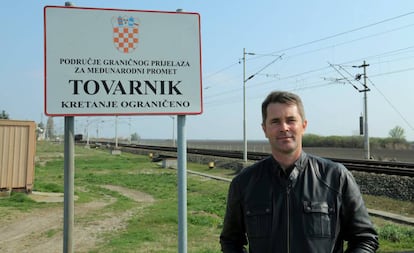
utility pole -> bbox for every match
[242,48,255,163]
[242,48,282,163]
[329,61,371,159]
[362,61,370,160]
[242,48,247,163]
[354,61,370,159]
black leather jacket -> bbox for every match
[220,152,379,253]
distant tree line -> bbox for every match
[1,110,410,150]
[303,134,410,150]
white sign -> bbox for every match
[44,6,202,116]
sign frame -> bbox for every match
[44,6,202,116]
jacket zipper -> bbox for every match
[286,183,291,253]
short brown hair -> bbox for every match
[261,91,306,123]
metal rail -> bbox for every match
[88,142,414,177]
[81,141,414,226]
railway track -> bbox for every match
[76,141,414,226]
[331,158,414,177]
[91,142,414,177]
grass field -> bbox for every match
[0,141,413,252]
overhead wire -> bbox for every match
[285,23,414,61]
[328,63,361,91]
[203,43,414,105]
[202,10,414,118]
[367,77,414,131]
[267,11,414,55]
[249,45,414,95]
[202,11,414,85]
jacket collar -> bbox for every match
[295,151,308,171]
[270,152,308,181]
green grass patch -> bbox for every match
[375,222,414,252]
[0,192,39,211]
[1,141,413,252]
[364,195,414,218]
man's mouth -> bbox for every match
[277,135,293,140]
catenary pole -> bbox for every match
[115,115,118,148]
[242,49,280,163]
[242,48,247,163]
[362,61,370,159]
[353,61,370,159]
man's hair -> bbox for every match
[261,91,306,124]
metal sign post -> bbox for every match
[62,4,75,253]
[63,116,75,253]
[177,115,187,252]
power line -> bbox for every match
[328,63,361,91]
[245,54,283,82]
[202,10,414,85]
[370,66,414,78]
[202,12,414,102]
[367,77,414,131]
[267,11,414,55]
[203,62,239,79]
[201,11,414,125]
[262,46,414,87]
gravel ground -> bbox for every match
[125,144,414,201]
[0,185,154,253]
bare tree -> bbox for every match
[389,125,405,140]
[46,117,55,140]
[131,132,140,143]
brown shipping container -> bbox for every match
[0,120,36,192]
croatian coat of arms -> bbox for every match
[112,16,140,53]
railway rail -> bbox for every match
[86,142,414,177]
[77,141,414,226]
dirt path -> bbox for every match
[0,185,154,253]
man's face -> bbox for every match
[262,102,307,155]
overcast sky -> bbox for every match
[2,1,414,141]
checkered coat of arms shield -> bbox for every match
[112,16,140,53]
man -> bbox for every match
[220,91,378,253]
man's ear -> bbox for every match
[261,123,268,138]
[302,119,308,132]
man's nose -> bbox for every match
[279,121,289,131]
